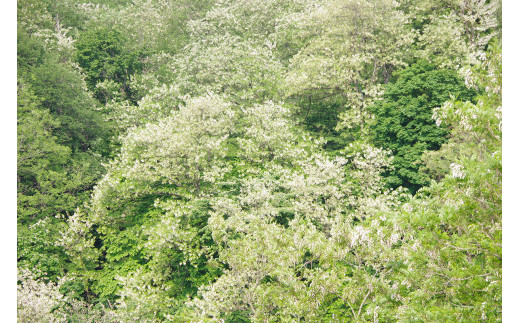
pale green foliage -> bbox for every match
[115,269,177,322]
[78,0,173,51]
[17,268,116,322]
[128,52,176,98]
[118,93,235,194]
[58,210,100,266]
[18,0,80,66]
[187,0,313,45]
[172,0,326,102]
[94,79,126,103]
[144,201,200,263]
[285,0,413,131]
[17,0,54,34]
[77,0,214,55]
[417,11,472,69]
[89,92,236,225]
[63,94,237,319]
[33,17,78,65]
[414,0,500,68]
[18,268,65,322]
[103,84,182,133]
[267,0,329,65]
[191,143,409,321]
[237,101,311,163]
[173,34,284,102]
[18,218,67,280]
[112,0,176,51]
[58,209,102,303]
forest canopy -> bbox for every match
[17,0,502,321]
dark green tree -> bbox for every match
[18,27,111,155]
[17,21,110,282]
[75,27,143,103]
[29,61,109,152]
[17,80,105,280]
[369,61,477,193]
[17,29,46,75]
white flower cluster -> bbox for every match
[450,163,466,179]
[433,103,449,127]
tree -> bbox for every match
[17,80,106,280]
[369,61,478,193]
[412,0,500,68]
[390,41,501,321]
[170,0,321,103]
[29,59,109,152]
[173,34,284,103]
[285,0,414,134]
[75,27,143,103]
[58,93,237,317]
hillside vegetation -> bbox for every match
[17,0,502,321]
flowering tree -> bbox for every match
[413,0,500,68]
[285,0,414,134]
[58,93,237,317]
[189,143,410,321]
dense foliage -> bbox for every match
[75,27,144,103]
[369,61,478,193]
[17,0,502,321]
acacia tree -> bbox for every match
[190,141,410,321]
[58,93,237,318]
[285,0,414,135]
[412,0,500,68]
[171,0,323,104]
